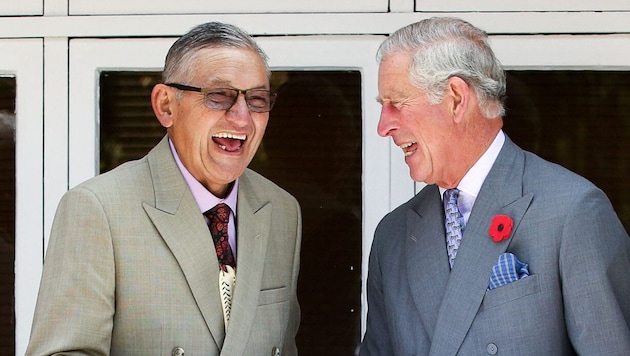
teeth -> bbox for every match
[401,142,415,156]
[213,132,246,140]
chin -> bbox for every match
[410,172,432,184]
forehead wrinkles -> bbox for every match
[379,73,416,104]
[379,54,415,94]
[195,49,268,88]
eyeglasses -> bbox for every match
[165,83,277,113]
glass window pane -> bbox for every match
[250,71,363,355]
[504,71,630,232]
[99,70,363,354]
[0,76,16,354]
[99,72,163,172]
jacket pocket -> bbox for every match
[481,274,541,310]
[258,286,288,306]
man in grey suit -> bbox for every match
[27,22,301,355]
[360,17,630,355]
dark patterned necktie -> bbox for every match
[444,188,465,269]
[204,203,236,329]
[205,203,236,272]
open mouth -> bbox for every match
[401,142,417,156]
[212,133,246,152]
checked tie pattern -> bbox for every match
[205,203,236,330]
[444,188,465,269]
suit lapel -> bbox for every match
[406,185,451,339]
[429,138,533,355]
[142,136,226,349]
[221,170,271,356]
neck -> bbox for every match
[442,117,502,188]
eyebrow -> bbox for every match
[206,78,232,87]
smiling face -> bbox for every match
[152,47,270,197]
[377,51,455,186]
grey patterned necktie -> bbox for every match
[444,188,465,269]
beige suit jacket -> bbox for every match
[27,136,302,356]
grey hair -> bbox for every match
[377,17,506,118]
[162,22,270,84]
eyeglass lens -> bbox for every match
[205,88,276,113]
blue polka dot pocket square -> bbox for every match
[488,252,530,290]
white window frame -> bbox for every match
[0,39,44,356]
[416,0,630,12]
[68,0,387,15]
[492,34,630,70]
[7,10,625,353]
[0,0,42,16]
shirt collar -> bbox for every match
[457,130,505,199]
[169,139,238,215]
[439,129,505,201]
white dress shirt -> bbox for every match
[440,130,505,225]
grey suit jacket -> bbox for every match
[27,136,302,356]
[360,137,630,355]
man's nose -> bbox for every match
[377,105,397,137]
[226,93,252,123]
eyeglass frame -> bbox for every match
[165,82,278,113]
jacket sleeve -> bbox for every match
[282,197,302,356]
[26,187,115,356]
[560,186,630,354]
[359,222,395,356]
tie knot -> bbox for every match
[444,188,460,207]
[205,203,231,224]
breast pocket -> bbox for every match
[481,274,541,310]
[258,286,289,306]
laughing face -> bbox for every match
[376,52,454,186]
[153,47,270,197]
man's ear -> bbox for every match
[151,83,175,128]
[445,76,470,123]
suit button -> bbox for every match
[271,346,281,356]
[172,346,185,356]
[486,343,498,355]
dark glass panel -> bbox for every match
[504,71,630,232]
[99,72,163,172]
[0,76,16,354]
[250,71,363,355]
[99,70,363,354]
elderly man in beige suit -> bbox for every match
[27,22,301,356]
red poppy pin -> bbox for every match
[489,215,513,242]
